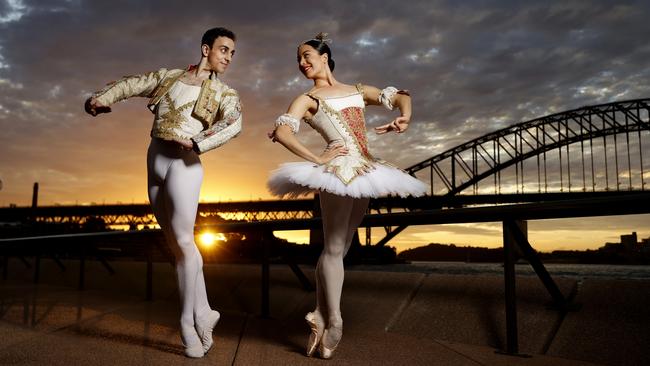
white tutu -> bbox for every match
[267,161,428,198]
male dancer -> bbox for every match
[85,27,241,358]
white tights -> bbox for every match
[315,191,369,328]
[147,139,211,344]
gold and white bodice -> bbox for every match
[153,81,203,140]
[268,85,427,198]
[91,67,242,154]
[305,92,374,184]
[271,85,408,185]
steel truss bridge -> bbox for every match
[406,98,650,196]
[362,98,650,244]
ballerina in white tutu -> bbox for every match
[267,32,427,359]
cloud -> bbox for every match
[0,0,648,250]
[0,0,29,24]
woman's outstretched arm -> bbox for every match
[362,84,412,134]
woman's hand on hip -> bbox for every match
[317,144,348,165]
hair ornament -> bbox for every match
[300,32,332,47]
[313,32,332,44]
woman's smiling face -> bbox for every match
[297,44,327,79]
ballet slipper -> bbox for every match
[319,321,343,359]
[181,325,205,358]
[195,309,221,353]
[305,311,325,357]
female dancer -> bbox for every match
[268,33,427,359]
[84,27,242,358]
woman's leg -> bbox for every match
[318,192,354,326]
[314,256,327,316]
[305,254,327,356]
[343,198,370,256]
[317,193,369,356]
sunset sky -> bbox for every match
[1,0,649,252]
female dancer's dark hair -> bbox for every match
[302,38,335,72]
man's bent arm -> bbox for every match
[191,90,242,154]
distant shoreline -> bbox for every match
[397,242,650,265]
[347,261,650,280]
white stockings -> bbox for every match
[316,191,369,342]
[147,139,211,346]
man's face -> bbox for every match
[204,36,236,74]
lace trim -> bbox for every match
[378,86,410,110]
[275,113,300,134]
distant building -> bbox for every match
[599,232,648,253]
[600,242,623,253]
[621,232,638,251]
[641,236,650,253]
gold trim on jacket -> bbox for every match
[91,67,243,154]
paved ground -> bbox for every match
[1,259,643,365]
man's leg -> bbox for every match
[162,153,205,348]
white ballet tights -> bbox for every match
[147,139,211,345]
[316,191,369,330]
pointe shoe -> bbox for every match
[195,309,221,353]
[181,326,205,358]
[305,311,325,357]
[183,341,205,358]
[319,325,343,360]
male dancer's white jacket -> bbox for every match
[92,67,242,153]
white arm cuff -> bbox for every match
[378,87,399,110]
[275,113,300,134]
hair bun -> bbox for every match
[314,32,331,44]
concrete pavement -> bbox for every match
[1,259,643,365]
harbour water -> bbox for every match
[350,261,650,280]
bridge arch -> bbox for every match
[406,99,650,196]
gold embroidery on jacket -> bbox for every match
[148,70,184,108]
[221,91,238,98]
[152,128,184,141]
[153,93,194,139]
[193,79,219,126]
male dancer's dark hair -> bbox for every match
[201,27,236,47]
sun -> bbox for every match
[198,232,226,248]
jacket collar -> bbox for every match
[186,64,219,81]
